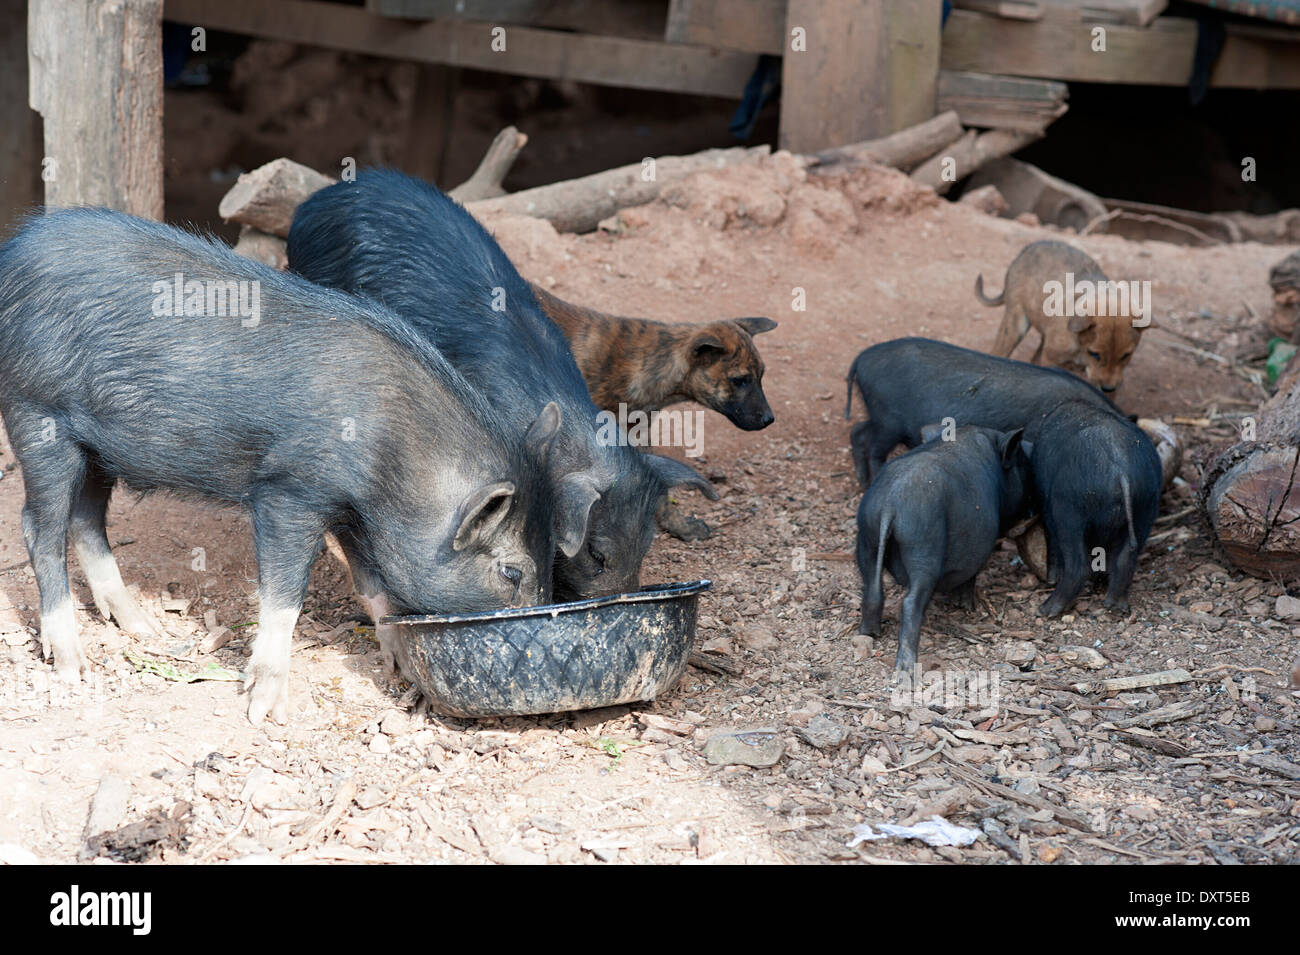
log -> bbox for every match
[967,157,1108,231]
[909,128,1040,196]
[813,111,964,173]
[233,226,288,270]
[28,0,164,218]
[463,144,771,234]
[447,126,528,202]
[218,158,337,238]
[1202,356,1300,578]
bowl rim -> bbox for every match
[380,579,713,626]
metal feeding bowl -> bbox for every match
[382,580,711,718]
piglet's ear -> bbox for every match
[553,473,602,559]
[454,481,515,551]
[525,401,563,465]
[997,428,1026,468]
[733,317,778,336]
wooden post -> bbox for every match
[1,0,41,231]
[404,64,460,188]
[780,0,942,153]
[28,0,164,218]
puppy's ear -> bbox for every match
[1067,313,1094,334]
[732,316,778,336]
[691,334,727,364]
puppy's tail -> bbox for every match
[974,273,1005,307]
[1120,474,1138,549]
[845,362,858,420]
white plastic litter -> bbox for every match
[847,816,983,848]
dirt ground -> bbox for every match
[1,156,1297,866]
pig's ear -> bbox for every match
[732,317,778,336]
[919,422,945,443]
[1018,439,1035,461]
[525,401,563,464]
[997,428,1027,468]
[646,454,719,501]
[453,481,516,551]
[691,335,727,364]
[553,473,601,559]
[1067,312,1094,333]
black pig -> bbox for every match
[0,208,560,724]
[856,425,1033,677]
[1031,400,1162,617]
[845,337,1119,484]
[288,169,715,599]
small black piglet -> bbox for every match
[1031,400,1162,617]
[857,424,1034,677]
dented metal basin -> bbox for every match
[382,580,711,718]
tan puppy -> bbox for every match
[976,240,1145,393]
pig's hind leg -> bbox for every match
[855,526,884,637]
[245,493,327,725]
[69,460,158,638]
[1102,535,1140,614]
[1037,513,1088,618]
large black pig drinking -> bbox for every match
[288,169,715,600]
[0,208,560,724]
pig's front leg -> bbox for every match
[245,497,325,725]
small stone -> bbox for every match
[1255,716,1276,733]
[581,842,620,863]
[368,734,391,755]
[849,635,874,661]
[0,844,39,865]
[663,749,691,773]
[702,728,784,768]
[1188,601,1214,614]
[1037,844,1062,864]
[488,845,547,866]
[1124,804,1157,822]
[355,786,387,811]
[529,815,570,836]
[1275,595,1300,621]
[860,754,887,776]
[1004,641,1037,667]
[379,711,411,737]
[740,625,777,651]
[1058,646,1107,670]
[796,714,849,750]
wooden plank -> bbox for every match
[368,0,669,40]
[164,0,757,98]
[30,0,164,218]
[1,0,41,232]
[955,0,1168,26]
[665,0,786,53]
[937,70,1067,131]
[780,0,941,152]
[942,9,1300,89]
[404,63,459,187]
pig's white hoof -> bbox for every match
[245,666,290,726]
[105,591,160,638]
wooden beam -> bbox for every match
[937,70,1068,132]
[954,0,1168,27]
[1,0,41,232]
[665,0,786,54]
[29,0,163,218]
[404,64,459,187]
[368,0,669,40]
[165,0,756,98]
[780,0,942,153]
[942,9,1300,88]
